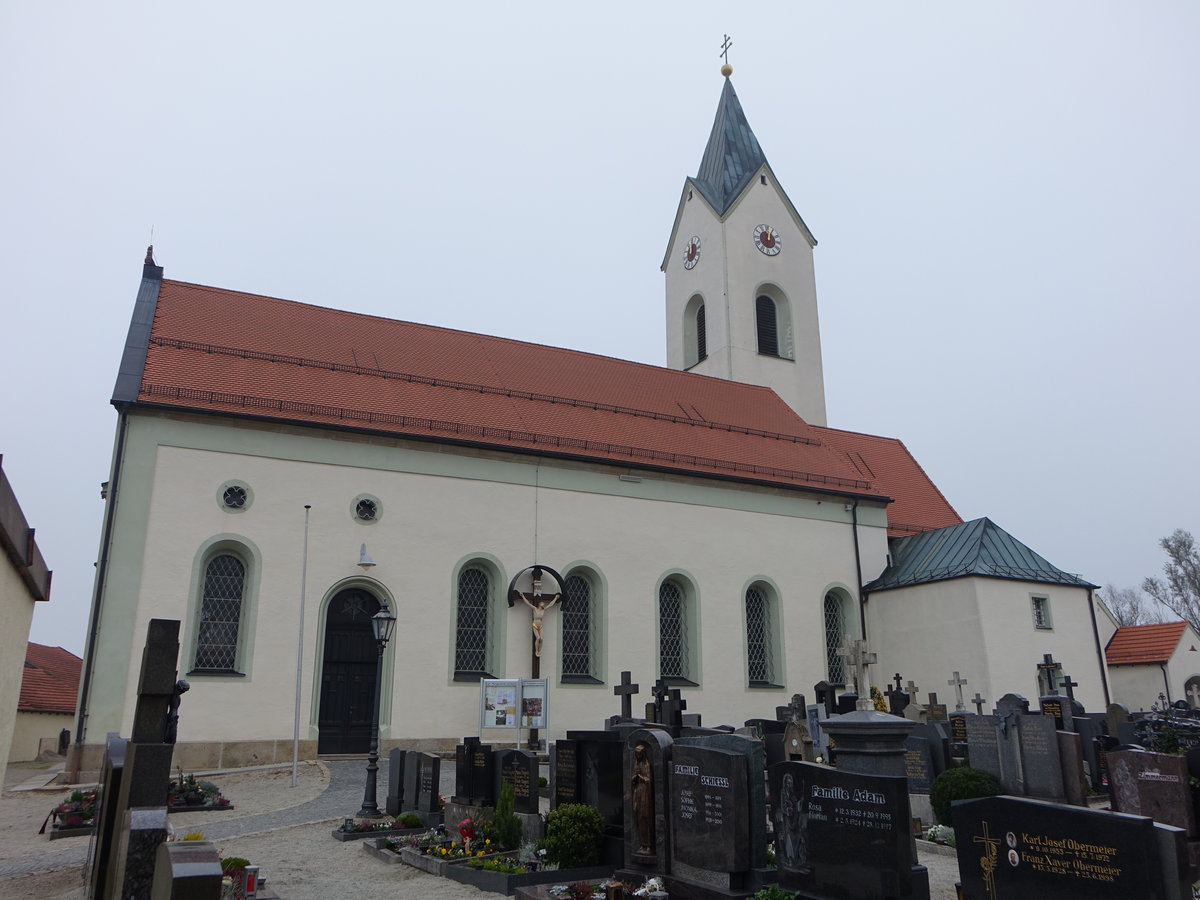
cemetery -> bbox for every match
[14,621,1200,900]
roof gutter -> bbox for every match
[1086,587,1111,706]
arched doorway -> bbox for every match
[317,588,381,754]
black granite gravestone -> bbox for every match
[566,728,630,865]
[953,794,1190,900]
[552,739,579,806]
[495,749,539,815]
[770,760,923,900]
[668,743,750,890]
[949,713,968,756]
[386,748,406,816]
[814,681,837,717]
[904,735,935,794]
[414,752,442,814]
[87,733,127,900]
[1040,695,1066,729]
[453,737,494,806]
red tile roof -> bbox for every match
[1106,621,1189,666]
[130,279,962,534]
[18,643,81,714]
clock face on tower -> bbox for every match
[683,236,701,270]
[753,224,781,256]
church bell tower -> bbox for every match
[662,71,828,426]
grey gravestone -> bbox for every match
[495,749,538,815]
[1106,702,1131,736]
[111,807,170,900]
[964,715,1000,779]
[623,728,673,874]
[771,760,924,900]
[1074,717,1105,791]
[668,743,750,890]
[1018,715,1066,802]
[551,739,579,806]
[386,748,406,816]
[782,718,813,762]
[415,752,442,814]
[925,693,949,723]
[150,839,223,900]
[1057,731,1088,807]
[954,794,1190,900]
[904,735,935,794]
[1109,748,1197,836]
[676,733,768,872]
[807,705,829,760]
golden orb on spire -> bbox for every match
[721,63,733,77]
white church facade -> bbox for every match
[72,75,1110,776]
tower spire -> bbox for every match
[693,79,767,216]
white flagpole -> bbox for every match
[292,504,311,787]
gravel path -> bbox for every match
[0,760,962,899]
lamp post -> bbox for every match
[356,603,396,817]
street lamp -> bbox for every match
[356,603,396,817]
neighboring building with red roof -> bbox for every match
[0,456,53,774]
[9,643,79,762]
[1105,621,1200,711]
[72,74,1108,776]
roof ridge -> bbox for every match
[148,336,822,445]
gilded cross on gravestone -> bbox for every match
[614,671,639,720]
[948,671,969,712]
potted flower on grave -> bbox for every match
[47,788,100,838]
[458,817,477,854]
[219,856,250,900]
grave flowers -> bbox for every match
[168,770,231,811]
[46,788,100,838]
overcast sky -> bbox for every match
[3,3,1197,656]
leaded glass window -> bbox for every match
[756,295,778,356]
[659,580,689,680]
[562,575,592,678]
[455,567,489,676]
[194,554,245,670]
[746,585,771,684]
[824,591,846,685]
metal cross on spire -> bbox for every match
[720,34,733,64]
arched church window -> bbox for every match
[194,554,246,671]
[455,567,490,678]
[824,591,847,685]
[746,584,773,685]
[659,579,691,681]
[561,574,593,679]
[756,295,779,357]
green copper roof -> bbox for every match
[863,517,1097,592]
[694,78,768,215]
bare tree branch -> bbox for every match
[1103,583,1160,626]
[1143,529,1200,634]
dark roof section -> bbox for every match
[863,517,1097,592]
[0,455,51,603]
[693,78,768,215]
[18,642,81,713]
[112,256,164,404]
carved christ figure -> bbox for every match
[632,742,654,855]
[514,567,561,658]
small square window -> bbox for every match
[1031,596,1052,630]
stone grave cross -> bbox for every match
[661,688,688,732]
[905,679,920,696]
[971,692,988,714]
[948,671,969,712]
[837,638,877,711]
[614,670,640,720]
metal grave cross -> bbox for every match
[971,692,988,714]
[1060,674,1079,704]
[613,670,639,720]
[948,671,969,712]
[893,673,904,692]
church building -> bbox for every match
[72,73,1111,776]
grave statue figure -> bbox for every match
[775,771,808,870]
[631,742,654,855]
[164,679,190,744]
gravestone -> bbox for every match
[385,748,406,816]
[668,743,750,890]
[150,839,223,899]
[1057,731,1088,807]
[551,739,579,806]
[954,794,1190,900]
[1074,715,1105,791]
[779,693,813,762]
[495,748,539,815]
[1018,715,1066,802]
[1108,748,1197,836]
[949,713,968,757]
[1040,694,1067,730]
[87,733,128,900]
[807,705,829,760]
[771,760,926,900]
[1106,702,1131,737]
[964,714,1000,777]
[453,737,494,806]
[96,619,185,900]
[413,752,442,816]
[904,735,935,795]
[567,729,629,865]
[924,692,948,723]
[623,728,674,875]
[836,692,859,715]
[813,681,837,717]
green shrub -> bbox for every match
[930,766,1001,825]
[752,886,798,900]
[493,782,523,850]
[544,803,603,869]
[397,812,423,828]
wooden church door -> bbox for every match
[317,588,381,754]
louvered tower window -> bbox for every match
[561,575,593,678]
[746,585,772,684]
[194,554,245,670]
[659,580,689,680]
[455,567,490,677]
[696,304,707,362]
[824,591,846,685]
[756,295,779,356]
